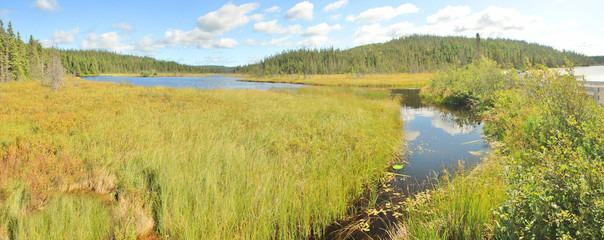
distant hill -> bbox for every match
[591,56,604,65]
[58,49,234,77]
[236,35,596,76]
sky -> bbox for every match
[1,0,603,66]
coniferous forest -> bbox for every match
[0,21,230,81]
[236,35,596,76]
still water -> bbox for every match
[82,75,307,90]
[574,66,604,82]
[392,89,488,193]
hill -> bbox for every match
[236,35,595,76]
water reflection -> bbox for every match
[391,89,487,194]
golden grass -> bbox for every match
[0,79,403,239]
[240,73,433,88]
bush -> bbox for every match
[488,69,604,239]
[420,57,515,109]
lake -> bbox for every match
[82,75,307,90]
[574,65,604,83]
[392,89,488,194]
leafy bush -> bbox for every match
[487,69,604,239]
[421,57,515,109]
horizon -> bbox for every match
[2,0,603,67]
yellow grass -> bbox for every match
[0,78,403,239]
[240,73,433,88]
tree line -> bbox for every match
[236,35,596,76]
[0,21,231,84]
[57,49,233,77]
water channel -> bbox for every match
[392,89,488,194]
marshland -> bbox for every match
[2,1,604,240]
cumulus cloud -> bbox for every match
[285,1,314,21]
[31,0,61,12]
[197,3,259,34]
[427,6,471,24]
[330,14,341,20]
[52,27,79,44]
[253,20,301,35]
[245,38,260,46]
[250,14,266,21]
[299,23,341,47]
[111,22,135,33]
[323,0,348,12]
[207,38,239,49]
[264,6,281,13]
[132,35,164,56]
[346,3,419,22]
[353,22,414,45]
[81,32,133,52]
[261,36,292,47]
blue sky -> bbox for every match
[2,0,603,66]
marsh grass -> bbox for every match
[242,73,432,88]
[394,154,508,239]
[0,79,402,239]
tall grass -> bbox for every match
[0,79,403,239]
[242,73,432,88]
[392,154,507,240]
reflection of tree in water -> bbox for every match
[392,88,482,129]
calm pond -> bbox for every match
[392,89,488,194]
[82,75,307,90]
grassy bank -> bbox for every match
[405,58,604,239]
[241,73,432,88]
[0,79,403,239]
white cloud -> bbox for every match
[253,20,301,35]
[285,1,314,21]
[264,6,281,13]
[303,23,341,37]
[197,3,259,34]
[245,38,260,46]
[250,14,266,21]
[330,14,341,21]
[81,32,133,52]
[427,6,471,25]
[323,0,348,12]
[111,22,135,33]
[209,38,239,49]
[52,27,79,44]
[31,0,61,12]
[353,22,414,45]
[346,3,419,22]
[299,23,342,47]
[162,28,214,46]
[132,35,164,56]
[261,36,291,47]
[0,9,15,17]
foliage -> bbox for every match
[237,35,595,76]
[484,69,604,239]
[0,80,403,239]
[420,57,516,108]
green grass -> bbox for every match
[0,80,403,239]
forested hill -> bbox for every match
[59,49,233,77]
[591,56,604,65]
[236,35,595,76]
